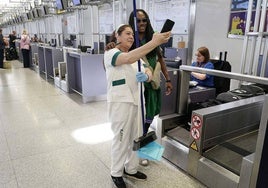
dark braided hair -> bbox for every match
[128,9,160,59]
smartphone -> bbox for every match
[160,19,175,33]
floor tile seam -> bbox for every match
[9,144,87,162]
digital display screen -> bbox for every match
[26,12,32,20]
[73,0,81,6]
[43,5,49,15]
[56,0,63,10]
[32,10,36,18]
[37,9,42,17]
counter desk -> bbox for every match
[66,52,107,103]
[30,43,39,71]
[38,45,63,80]
[189,86,216,103]
[15,41,22,62]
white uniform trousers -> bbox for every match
[109,102,139,177]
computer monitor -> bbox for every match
[43,5,49,15]
[37,8,43,17]
[51,39,57,47]
[72,0,86,6]
[27,11,33,20]
[56,0,67,10]
[99,42,105,54]
[32,9,39,18]
[160,37,173,57]
[79,45,91,53]
[70,34,76,41]
[64,39,73,47]
[93,42,98,54]
[105,34,112,44]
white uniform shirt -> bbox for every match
[104,48,140,105]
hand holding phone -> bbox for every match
[161,19,175,33]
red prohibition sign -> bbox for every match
[191,127,200,140]
[192,115,202,128]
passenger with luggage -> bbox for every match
[9,31,17,48]
[191,46,214,87]
[5,31,18,61]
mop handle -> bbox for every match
[132,0,146,134]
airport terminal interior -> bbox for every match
[0,60,206,188]
[1,0,268,188]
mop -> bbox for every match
[132,1,164,160]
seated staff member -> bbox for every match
[104,24,170,188]
[191,46,214,87]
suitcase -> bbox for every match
[5,47,18,61]
[5,48,12,61]
[9,47,18,60]
[229,84,265,98]
[216,91,241,103]
[3,61,11,69]
[211,51,232,95]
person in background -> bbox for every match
[20,29,31,68]
[191,46,214,87]
[104,24,170,188]
[129,9,173,165]
[9,31,18,60]
[106,9,173,166]
[32,34,42,43]
[9,31,17,48]
[0,28,5,68]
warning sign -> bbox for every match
[192,115,202,128]
[190,140,198,151]
[190,127,200,140]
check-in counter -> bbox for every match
[38,44,63,80]
[157,65,268,188]
[15,40,22,62]
[44,46,63,80]
[38,45,46,77]
[66,51,106,103]
[159,68,180,116]
[30,43,39,71]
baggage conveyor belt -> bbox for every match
[203,130,258,176]
[164,125,258,176]
[160,95,264,188]
[159,66,268,187]
[165,125,191,147]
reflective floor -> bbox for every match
[0,60,206,188]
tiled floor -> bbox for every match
[0,60,206,188]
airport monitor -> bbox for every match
[72,0,86,6]
[56,0,68,10]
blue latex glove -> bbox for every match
[136,72,148,82]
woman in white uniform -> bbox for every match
[104,24,170,188]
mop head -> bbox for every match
[133,131,157,151]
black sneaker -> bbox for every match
[124,170,147,181]
[111,176,126,188]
